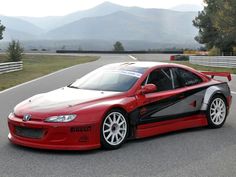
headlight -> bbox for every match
[9,112,14,117]
[45,114,77,123]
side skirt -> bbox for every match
[135,114,208,139]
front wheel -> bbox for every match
[101,110,128,150]
[207,95,227,128]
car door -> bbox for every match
[138,67,205,124]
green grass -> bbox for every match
[171,61,236,74]
[0,54,98,91]
[0,54,8,63]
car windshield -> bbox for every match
[69,69,143,92]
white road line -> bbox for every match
[0,54,134,95]
[0,64,82,95]
[128,55,138,61]
[232,91,236,95]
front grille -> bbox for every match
[14,126,44,139]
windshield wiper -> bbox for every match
[68,85,79,89]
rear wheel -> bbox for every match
[207,95,227,128]
[101,109,128,150]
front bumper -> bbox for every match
[8,114,101,150]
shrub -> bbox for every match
[208,47,221,56]
[113,41,125,52]
[7,40,24,62]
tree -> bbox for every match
[113,41,125,52]
[213,0,236,54]
[193,0,221,50]
[7,40,24,62]
[193,0,236,55]
[0,20,5,40]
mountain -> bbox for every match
[0,15,43,41]
[18,16,61,31]
[19,1,127,30]
[46,8,198,44]
[2,28,37,41]
[171,4,203,12]
[0,2,200,49]
[63,1,127,25]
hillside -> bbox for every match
[46,9,198,44]
[0,15,43,41]
[19,2,127,30]
[0,2,201,49]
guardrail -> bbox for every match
[0,61,23,74]
[190,56,236,68]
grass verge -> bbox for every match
[0,54,98,91]
[172,61,236,74]
[0,54,8,63]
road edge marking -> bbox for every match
[0,63,87,95]
[128,55,138,61]
[231,91,236,95]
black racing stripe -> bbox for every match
[139,111,204,125]
[139,86,208,120]
[129,82,226,126]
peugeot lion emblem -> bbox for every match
[23,114,32,121]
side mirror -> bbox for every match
[140,84,157,94]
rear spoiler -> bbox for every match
[201,71,231,81]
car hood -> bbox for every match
[14,87,121,117]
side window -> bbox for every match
[146,68,173,92]
[175,68,203,86]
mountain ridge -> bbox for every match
[0,2,201,49]
[45,8,198,44]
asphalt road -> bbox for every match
[0,54,235,177]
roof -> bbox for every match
[102,61,195,74]
[106,61,170,68]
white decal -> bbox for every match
[106,70,142,78]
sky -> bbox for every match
[0,0,204,17]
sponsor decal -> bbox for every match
[106,70,142,78]
[70,126,92,132]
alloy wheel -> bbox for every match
[102,112,127,146]
[209,97,226,125]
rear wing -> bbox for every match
[201,71,231,81]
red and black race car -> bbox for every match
[8,62,232,150]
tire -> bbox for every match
[206,94,227,129]
[101,109,129,150]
